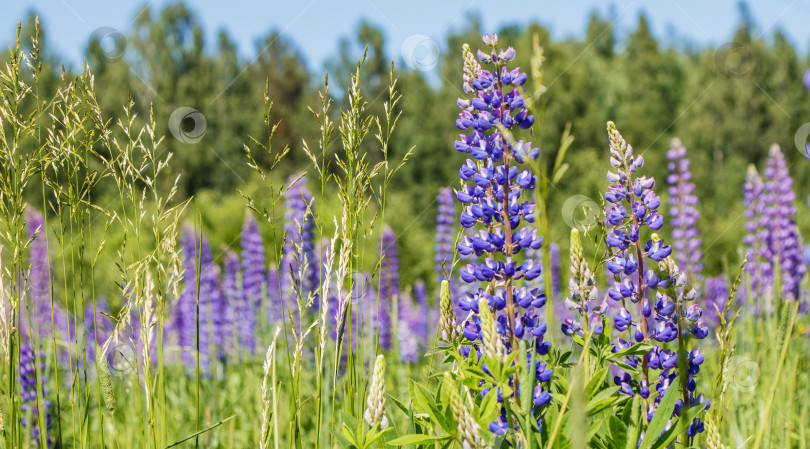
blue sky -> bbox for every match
[5,0,810,71]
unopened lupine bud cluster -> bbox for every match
[561,228,604,337]
[445,373,487,449]
[453,34,552,433]
[439,280,461,342]
[364,355,388,429]
[604,123,708,438]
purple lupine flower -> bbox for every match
[743,165,770,302]
[222,249,240,356]
[374,225,398,350]
[20,338,51,446]
[173,226,197,356]
[604,123,708,436]
[412,280,430,343]
[666,139,703,284]
[761,145,805,301]
[25,209,71,347]
[435,187,456,278]
[240,214,265,354]
[702,276,728,327]
[176,226,218,372]
[435,187,468,324]
[84,299,112,362]
[202,249,228,364]
[806,194,810,271]
[524,243,559,298]
[804,69,810,92]
[454,36,551,420]
[380,226,400,302]
[281,173,318,308]
[397,293,420,363]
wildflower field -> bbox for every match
[2,3,810,448]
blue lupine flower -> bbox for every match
[804,69,810,92]
[20,339,52,447]
[222,249,240,356]
[25,209,71,348]
[666,139,703,284]
[375,225,398,350]
[743,165,770,303]
[604,123,708,437]
[281,173,318,306]
[240,214,264,354]
[762,145,805,301]
[454,35,551,423]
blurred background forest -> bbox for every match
[4,1,810,303]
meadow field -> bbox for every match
[1,3,810,448]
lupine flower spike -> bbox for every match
[742,165,769,304]
[240,214,265,354]
[604,122,708,438]
[762,145,805,301]
[666,139,703,285]
[454,34,553,434]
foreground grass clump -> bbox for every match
[0,22,809,449]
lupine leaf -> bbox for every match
[608,414,628,448]
[638,376,681,449]
[329,428,356,448]
[388,393,409,415]
[609,343,654,359]
[388,434,443,445]
[586,386,620,416]
[649,405,705,449]
[624,396,643,449]
[585,367,609,400]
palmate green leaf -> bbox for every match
[649,405,705,449]
[388,434,444,445]
[638,376,681,449]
